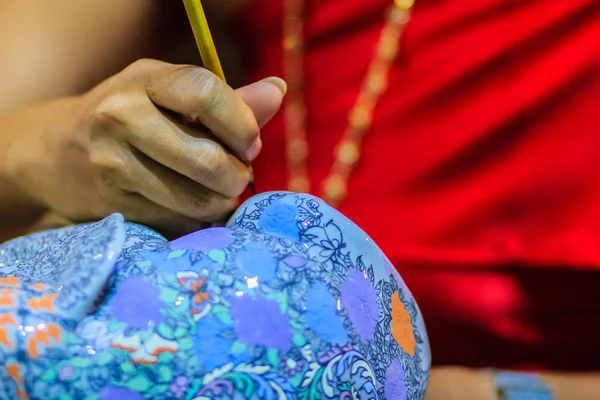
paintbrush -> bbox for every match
[182,0,256,194]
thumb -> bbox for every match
[236,77,287,128]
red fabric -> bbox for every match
[237,0,600,369]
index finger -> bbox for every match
[139,60,260,160]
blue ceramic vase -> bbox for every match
[0,192,430,399]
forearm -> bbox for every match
[540,371,600,400]
[0,0,164,242]
[425,367,600,400]
[0,0,159,115]
[0,98,77,242]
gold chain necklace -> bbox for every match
[282,0,414,207]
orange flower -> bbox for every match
[7,364,28,399]
[0,328,13,348]
[0,313,16,325]
[7,364,23,385]
[30,283,46,291]
[24,322,62,358]
[0,294,15,307]
[0,276,20,287]
[16,389,28,400]
[391,291,416,357]
[27,293,58,312]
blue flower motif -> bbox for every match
[304,282,348,345]
[340,269,380,343]
[169,376,190,399]
[108,277,164,329]
[304,221,346,260]
[230,295,292,351]
[258,198,300,241]
[194,316,249,370]
[235,242,278,281]
[384,358,408,400]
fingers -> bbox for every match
[84,59,288,236]
[116,149,238,222]
[236,77,287,128]
[119,192,209,238]
[141,61,263,160]
[124,102,250,198]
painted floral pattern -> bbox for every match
[341,269,380,343]
[0,192,430,399]
[391,291,417,357]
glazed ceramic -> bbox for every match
[0,192,430,399]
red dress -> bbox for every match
[237,0,600,370]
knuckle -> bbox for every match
[226,159,250,197]
[172,187,212,220]
[126,58,163,75]
[188,193,228,220]
[91,152,129,188]
[92,95,132,130]
[191,141,228,183]
[185,68,221,120]
[187,194,213,219]
[188,143,249,197]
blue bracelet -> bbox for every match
[492,371,554,400]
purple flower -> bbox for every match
[279,354,305,376]
[230,295,292,351]
[99,386,144,400]
[169,376,190,399]
[235,242,278,281]
[194,316,249,370]
[384,359,408,400]
[304,282,348,345]
[171,227,235,251]
[258,198,300,241]
[108,277,165,329]
[58,364,76,381]
[340,269,380,343]
[282,255,307,268]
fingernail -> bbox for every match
[260,77,287,96]
[244,137,263,161]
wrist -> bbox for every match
[3,95,79,199]
[0,98,79,237]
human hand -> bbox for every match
[424,367,498,400]
[5,59,286,236]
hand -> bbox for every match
[424,367,498,400]
[4,59,286,236]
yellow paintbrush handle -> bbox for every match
[182,0,226,82]
[182,0,256,193]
